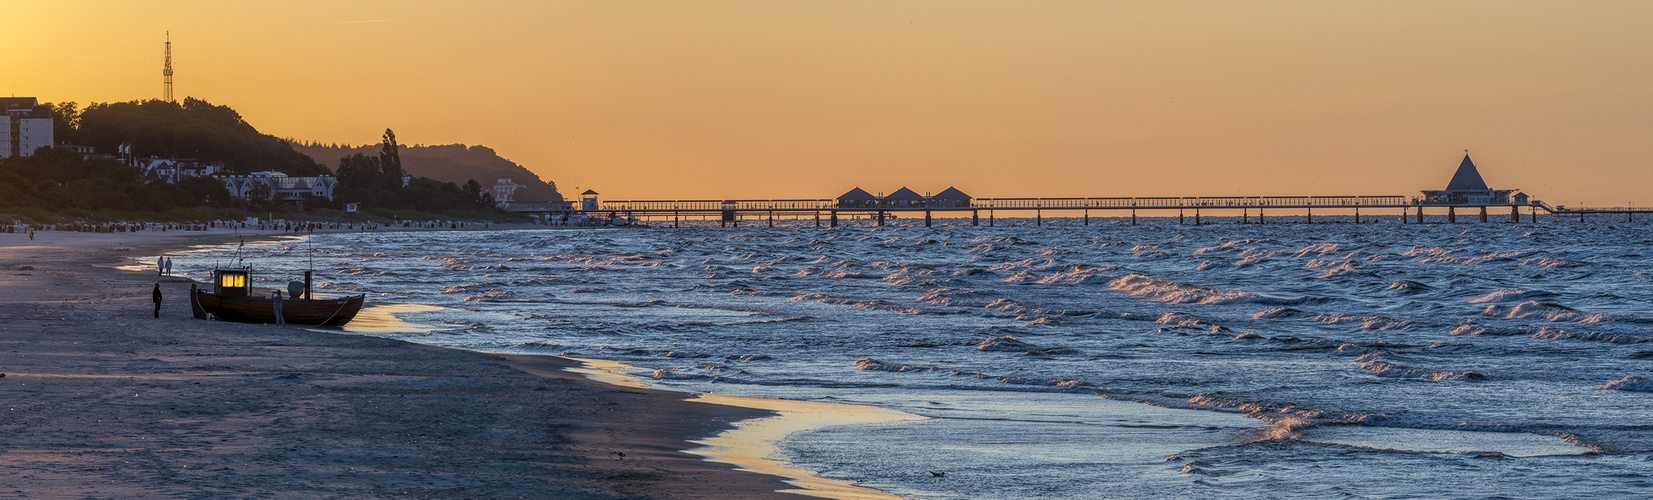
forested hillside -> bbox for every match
[289,142,562,202]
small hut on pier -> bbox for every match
[837,187,878,208]
[929,186,972,208]
[882,187,925,208]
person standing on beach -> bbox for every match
[164,257,173,276]
[272,290,286,327]
[156,256,164,276]
[152,282,163,318]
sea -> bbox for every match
[180,214,1653,499]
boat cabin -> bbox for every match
[212,269,251,297]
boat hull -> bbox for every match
[193,290,365,326]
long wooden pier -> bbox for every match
[506,195,1649,227]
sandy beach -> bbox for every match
[0,228,810,498]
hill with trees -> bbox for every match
[1,98,524,223]
[50,98,331,176]
[288,142,562,202]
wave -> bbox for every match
[788,293,929,314]
[1310,313,1411,330]
[916,288,1000,307]
[1291,242,1343,258]
[1359,359,1488,381]
[853,358,935,372]
[1451,321,1653,344]
[1108,273,1307,305]
[1467,289,1558,304]
[1480,300,1644,323]
[975,336,1078,355]
[1387,280,1433,293]
[1597,376,1653,392]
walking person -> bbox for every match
[152,282,163,318]
[272,290,286,327]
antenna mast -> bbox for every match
[163,32,174,103]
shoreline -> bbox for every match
[0,228,824,498]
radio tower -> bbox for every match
[162,32,174,103]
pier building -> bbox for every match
[1419,154,1526,206]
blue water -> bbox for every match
[189,215,1653,498]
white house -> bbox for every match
[493,178,520,206]
[1,97,54,159]
[216,171,338,204]
[140,158,225,184]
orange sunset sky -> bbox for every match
[3,1,1650,205]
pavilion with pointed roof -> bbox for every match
[881,187,926,208]
[836,187,878,208]
[929,186,973,208]
[1419,154,1526,205]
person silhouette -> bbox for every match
[272,290,286,327]
[152,282,163,318]
[164,257,173,276]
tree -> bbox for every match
[462,178,483,205]
[379,129,403,190]
[334,153,383,203]
[42,102,80,143]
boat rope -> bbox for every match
[317,295,359,326]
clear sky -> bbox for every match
[3,1,1650,205]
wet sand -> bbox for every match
[0,228,809,498]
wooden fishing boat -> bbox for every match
[191,267,365,326]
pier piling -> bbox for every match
[1259,208,1264,224]
[1354,208,1360,224]
[1479,206,1487,223]
[1510,206,1518,224]
[972,210,979,226]
[1037,210,1042,227]
[1307,208,1312,224]
[925,210,932,228]
[1417,207,1424,224]
[1194,208,1200,225]
[1179,209,1184,225]
[990,210,994,227]
[877,211,885,227]
[1448,207,1456,224]
[1131,209,1136,225]
[1084,209,1089,226]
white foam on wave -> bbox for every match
[1597,375,1653,392]
[1480,300,1630,323]
[1359,360,1488,381]
[1108,273,1285,305]
[1450,321,1653,344]
[853,358,934,372]
[914,288,999,307]
[1467,289,1557,303]
[1310,313,1411,330]
[1291,242,1343,258]
[975,335,1079,355]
